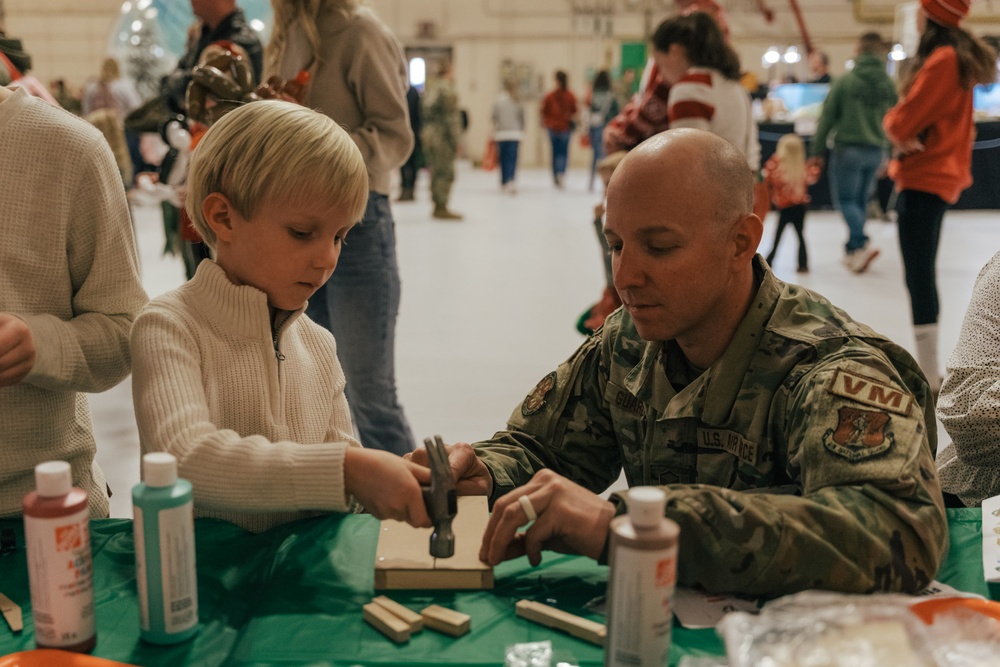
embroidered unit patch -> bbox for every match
[822,406,894,461]
[826,368,913,416]
[522,372,557,416]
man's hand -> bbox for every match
[405,441,493,496]
[0,314,35,387]
[344,448,432,528]
[479,469,615,567]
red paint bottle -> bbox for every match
[22,461,97,653]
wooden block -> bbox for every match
[363,601,410,643]
[515,599,606,647]
[375,495,494,590]
[372,595,422,632]
[0,592,22,632]
[421,604,470,637]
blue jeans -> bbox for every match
[497,140,519,185]
[305,192,415,454]
[589,125,605,189]
[829,145,884,252]
[548,129,571,178]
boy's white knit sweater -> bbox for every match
[131,260,359,532]
[0,87,147,518]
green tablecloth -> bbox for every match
[0,508,993,666]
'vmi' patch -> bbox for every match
[522,372,557,416]
[822,406,893,461]
[826,368,913,416]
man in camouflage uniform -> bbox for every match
[415,129,947,597]
[421,62,463,220]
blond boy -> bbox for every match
[131,100,430,532]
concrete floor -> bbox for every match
[92,162,999,517]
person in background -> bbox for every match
[937,251,1000,508]
[398,85,422,202]
[883,0,996,392]
[808,50,831,83]
[0,84,148,518]
[586,70,619,192]
[49,79,81,114]
[421,61,463,220]
[161,0,264,280]
[410,129,946,597]
[268,0,417,455]
[83,57,143,186]
[613,68,636,110]
[131,101,431,532]
[492,77,525,195]
[541,69,577,188]
[652,12,760,172]
[764,133,820,273]
[809,32,897,274]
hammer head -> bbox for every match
[421,436,457,559]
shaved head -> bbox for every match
[610,128,754,235]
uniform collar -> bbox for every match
[622,255,783,423]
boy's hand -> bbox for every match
[405,441,493,497]
[0,313,35,387]
[344,449,432,528]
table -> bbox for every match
[758,120,1000,211]
[0,509,994,666]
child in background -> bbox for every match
[130,100,431,533]
[764,134,819,273]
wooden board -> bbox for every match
[363,602,410,643]
[421,604,470,637]
[375,495,494,590]
[515,599,606,647]
[371,596,423,632]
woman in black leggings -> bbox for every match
[883,0,995,389]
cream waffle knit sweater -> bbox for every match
[0,87,147,519]
[131,261,359,532]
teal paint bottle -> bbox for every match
[132,453,199,644]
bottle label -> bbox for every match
[134,506,149,631]
[24,508,95,647]
[159,502,198,633]
[608,543,677,667]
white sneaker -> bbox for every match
[848,244,880,274]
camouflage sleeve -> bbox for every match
[474,331,622,504]
[656,356,947,597]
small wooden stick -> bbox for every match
[372,595,423,632]
[421,604,470,636]
[515,599,606,646]
[0,592,22,632]
[363,601,410,643]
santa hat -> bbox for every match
[921,0,971,27]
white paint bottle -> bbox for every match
[606,486,679,667]
[22,460,96,653]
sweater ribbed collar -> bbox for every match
[186,260,304,341]
[0,86,31,126]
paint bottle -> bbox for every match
[22,460,96,653]
[605,487,679,667]
[132,452,198,644]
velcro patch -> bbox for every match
[826,368,913,416]
[822,406,894,461]
[522,372,557,416]
[612,388,645,417]
[697,428,758,466]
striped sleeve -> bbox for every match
[668,71,715,126]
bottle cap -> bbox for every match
[35,460,72,497]
[627,486,667,528]
[143,452,178,487]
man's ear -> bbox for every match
[202,192,237,244]
[731,212,764,263]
